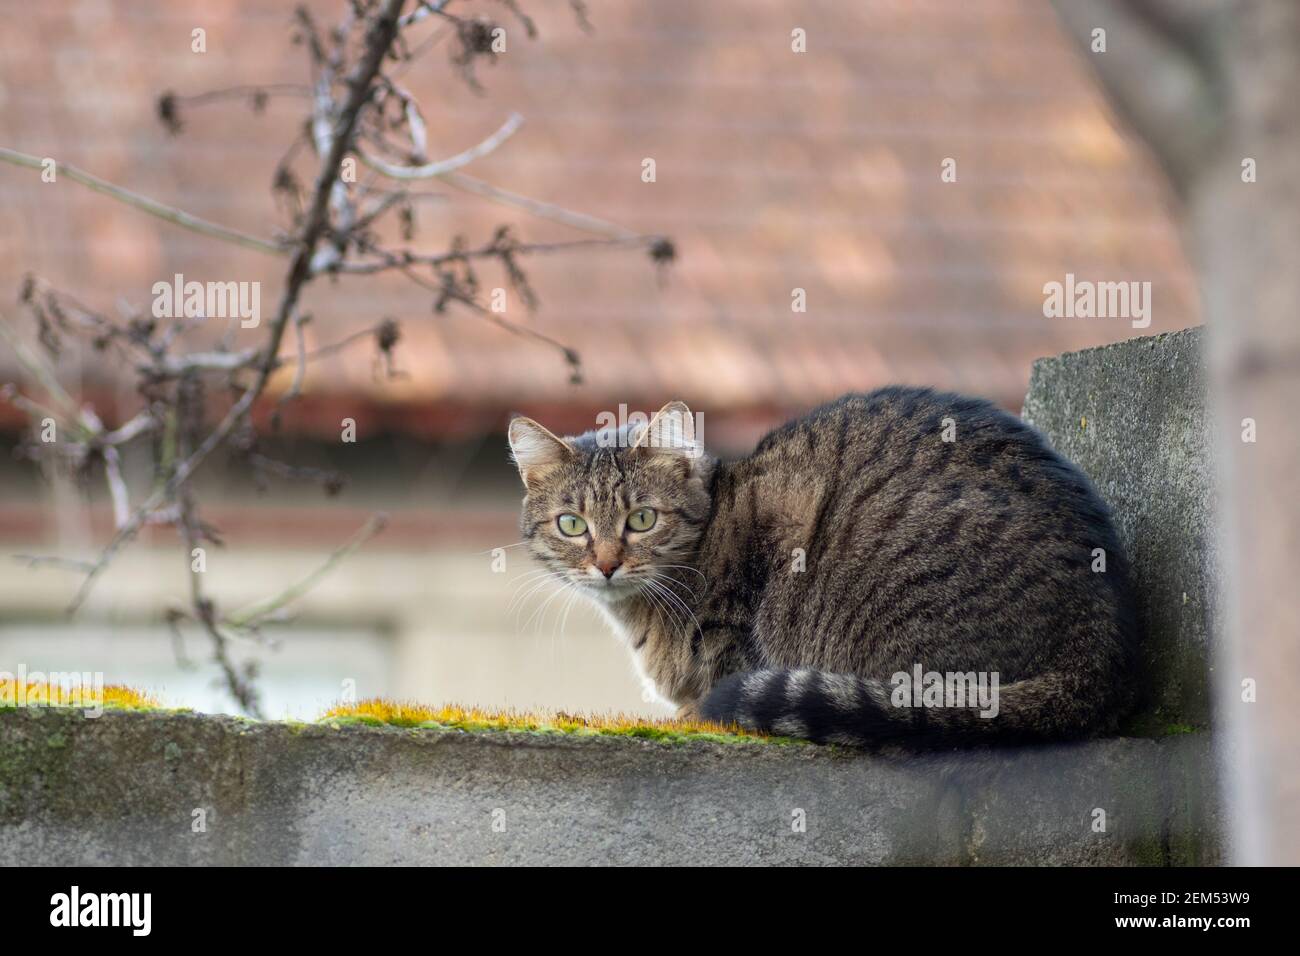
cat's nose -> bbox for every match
[596,560,622,579]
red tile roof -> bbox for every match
[0,0,1198,440]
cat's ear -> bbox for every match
[508,416,573,489]
[631,401,703,464]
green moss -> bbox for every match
[4,682,801,747]
[318,713,802,746]
[0,712,81,821]
[0,681,161,713]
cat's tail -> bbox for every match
[698,668,1118,746]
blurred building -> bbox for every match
[0,0,1198,717]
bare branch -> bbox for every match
[4,0,671,714]
[439,169,640,239]
[0,147,288,255]
[101,446,131,528]
[0,310,83,422]
[65,0,412,614]
[151,349,261,377]
[0,385,88,440]
[425,274,583,384]
[278,311,310,409]
[398,0,452,29]
[178,489,262,716]
[357,111,524,180]
[13,555,98,573]
[223,513,388,630]
[102,410,157,446]
[334,232,661,276]
[170,83,312,107]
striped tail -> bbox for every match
[698,668,1114,746]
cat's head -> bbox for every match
[507,402,714,603]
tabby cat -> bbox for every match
[508,388,1138,746]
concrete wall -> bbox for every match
[0,708,1220,866]
[1023,327,1217,731]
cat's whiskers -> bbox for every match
[645,573,704,641]
[505,568,565,614]
[520,574,578,634]
[640,574,702,641]
[506,566,563,584]
[505,567,560,592]
[548,582,585,663]
[634,580,676,639]
[475,540,531,555]
[556,585,584,642]
[638,579,681,634]
[649,563,708,585]
[508,569,570,624]
[639,567,700,600]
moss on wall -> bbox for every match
[0,680,795,746]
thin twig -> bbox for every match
[174,84,312,105]
[102,410,157,446]
[425,277,582,382]
[0,386,89,440]
[13,555,99,573]
[0,313,83,421]
[101,446,130,529]
[439,169,641,239]
[335,233,661,275]
[150,349,261,377]
[178,488,262,716]
[223,513,388,629]
[357,112,523,180]
[398,0,452,29]
[279,311,310,408]
[0,147,287,256]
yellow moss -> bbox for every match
[0,678,157,711]
[320,698,775,743]
[0,680,786,745]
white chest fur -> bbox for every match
[588,599,676,711]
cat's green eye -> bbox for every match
[626,507,657,532]
[557,513,588,537]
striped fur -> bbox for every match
[510,389,1139,747]
[700,668,1094,745]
